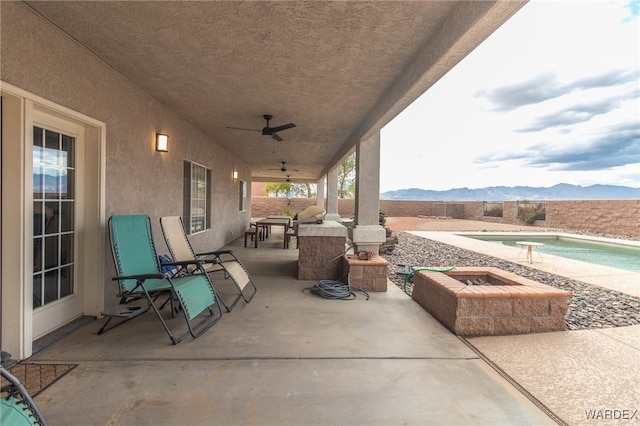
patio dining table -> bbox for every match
[254,218,291,249]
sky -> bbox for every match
[379,0,640,192]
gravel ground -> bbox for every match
[380,232,640,330]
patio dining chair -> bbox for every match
[100,215,223,344]
[160,216,257,312]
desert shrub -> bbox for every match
[517,202,546,224]
[483,202,503,218]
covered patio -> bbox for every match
[1,0,527,361]
[2,6,557,424]
[27,232,555,425]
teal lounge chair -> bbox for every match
[1,352,47,426]
[99,215,222,344]
[160,216,257,312]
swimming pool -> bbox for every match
[463,234,640,273]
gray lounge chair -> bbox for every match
[160,216,257,312]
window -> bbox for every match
[239,180,247,211]
[516,201,546,225]
[183,160,211,234]
[482,202,503,218]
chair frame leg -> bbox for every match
[169,285,224,344]
[1,364,48,426]
[207,260,257,311]
[97,292,169,335]
[98,284,222,345]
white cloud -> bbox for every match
[380,0,640,192]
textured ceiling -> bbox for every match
[25,1,523,183]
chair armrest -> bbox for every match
[163,259,213,277]
[113,273,165,281]
[196,249,234,257]
[165,260,205,267]
[194,253,222,262]
[196,250,238,263]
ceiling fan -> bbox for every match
[226,114,296,141]
[268,161,299,172]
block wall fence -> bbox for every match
[251,197,640,237]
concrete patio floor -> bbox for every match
[27,228,556,426]
[405,225,640,426]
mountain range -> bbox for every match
[380,183,639,201]
[33,173,68,193]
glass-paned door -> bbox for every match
[32,126,75,309]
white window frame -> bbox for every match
[184,160,211,234]
[239,180,248,211]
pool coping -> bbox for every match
[454,231,640,249]
[407,231,640,299]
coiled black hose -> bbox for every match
[302,243,370,300]
[304,280,358,300]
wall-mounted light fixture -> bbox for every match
[233,170,238,180]
[156,133,169,152]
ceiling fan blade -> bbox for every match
[226,126,260,132]
[270,123,296,133]
[272,133,283,142]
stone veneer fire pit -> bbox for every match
[411,267,570,336]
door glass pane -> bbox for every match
[45,129,58,150]
[33,274,43,308]
[33,128,44,200]
[33,127,43,148]
[43,269,59,304]
[33,202,45,236]
[60,201,74,232]
[62,134,74,167]
[63,168,74,199]
[44,202,58,234]
[33,126,76,307]
[60,265,73,298]
[60,233,74,265]
[44,235,58,269]
[33,237,43,272]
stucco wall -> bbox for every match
[253,197,640,237]
[1,3,251,303]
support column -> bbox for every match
[325,167,340,222]
[350,131,386,254]
[297,222,347,281]
[316,176,326,210]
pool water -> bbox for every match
[467,235,640,273]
